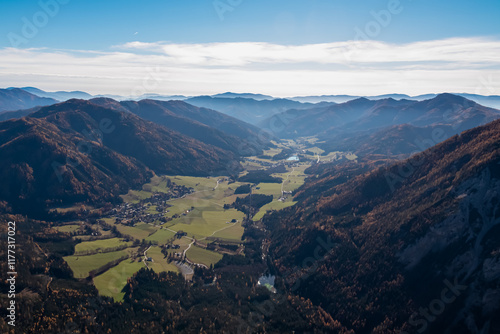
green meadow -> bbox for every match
[146,246,179,274]
[54,224,81,233]
[93,258,145,302]
[186,245,223,267]
[74,238,133,254]
[64,249,134,278]
[253,201,298,221]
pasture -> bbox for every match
[145,228,176,244]
[186,245,223,267]
[93,259,145,302]
[211,221,245,242]
[146,246,179,274]
[74,238,132,254]
[168,208,245,240]
[64,248,134,278]
[253,201,297,221]
[115,223,157,240]
[54,224,81,233]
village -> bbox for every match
[103,182,194,226]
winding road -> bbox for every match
[281,166,296,194]
[143,245,152,267]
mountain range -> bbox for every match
[11,87,94,101]
[0,99,241,216]
[4,86,500,111]
[289,93,500,109]
[89,98,270,155]
[0,88,58,112]
[185,96,334,125]
[262,94,500,158]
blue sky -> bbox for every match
[1,0,499,96]
[2,0,499,48]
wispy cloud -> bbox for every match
[118,37,500,67]
[1,37,500,97]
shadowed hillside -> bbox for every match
[0,99,241,216]
[265,118,500,333]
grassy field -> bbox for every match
[242,160,266,170]
[307,147,325,155]
[156,177,246,241]
[278,166,308,193]
[145,228,176,244]
[263,148,282,157]
[186,245,223,267]
[253,201,298,221]
[169,175,217,189]
[253,183,282,197]
[171,237,192,252]
[168,209,245,240]
[115,223,157,240]
[146,246,179,274]
[300,136,320,145]
[211,221,245,242]
[161,180,240,218]
[75,238,133,253]
[64,249,134,278]
[54,224,81,233]
[93,258,145,301]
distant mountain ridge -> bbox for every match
[0,88,58,112]
[185,96,335,125]
[211,92,274,100]
[262,94,500,158]
[289,92,500,109]
[5,86,500,112]
[11,87,93,101]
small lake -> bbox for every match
[257,274,277,293]
[286,155,299,161]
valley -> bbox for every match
[53,136,354,301]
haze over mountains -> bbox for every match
[14,87,94,101]
[2,87,500,163]
[0,88,58,112]
[290,93,500,108]
[3,87,500,125]
[185,96,335,125]
[263,94,500,158]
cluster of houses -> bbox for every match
[104,182,195,226]
[110,202,168,226]
[278,190,293,202]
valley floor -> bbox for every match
[55,137,356,301]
